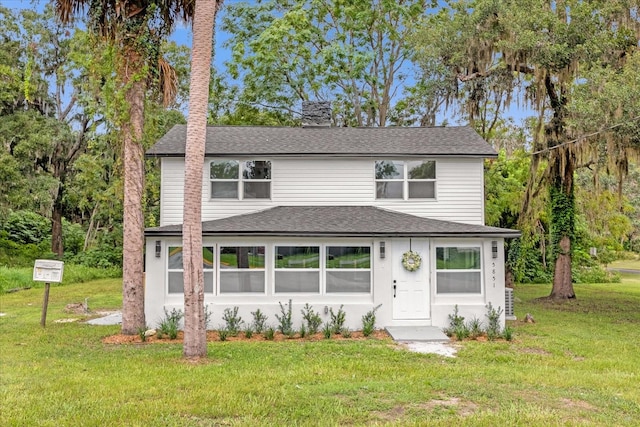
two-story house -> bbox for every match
[144,103,519,331]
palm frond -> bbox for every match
[158,57,178,107]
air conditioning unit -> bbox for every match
[505,288,516,320]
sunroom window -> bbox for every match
[326,246,371,293]
[274,246,320,293]
[436,246,482,294]
[219,246,265,293]
[375,160,436,199]
[167,246,214,294]
[210,160,271,199]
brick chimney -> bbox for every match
[301,101,332,127]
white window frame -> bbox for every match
[375,160,436,200]
[435,244,483,295]
[218,244,267,295]
[273,245,321,294]
[325,244,372,295]
[209,159,271,200]
[271,243,373,296]
[166,245,215,295]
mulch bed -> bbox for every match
[103,329,390,344]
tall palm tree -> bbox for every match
[55,0,195,334]
[182,0,223,358]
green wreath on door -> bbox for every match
[402,250,422,272]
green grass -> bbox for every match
[1,278,639,426]
[609,259,640,270]
[0,264,121,294]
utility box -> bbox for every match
[33,260,64,283]
[505,288,516,321]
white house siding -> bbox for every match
[271,159,374,204]
[144,236,506,331]
[160,157,485,225]
[159,158,185,226]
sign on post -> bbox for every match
[33,260,64,327]
[33,260,64,283]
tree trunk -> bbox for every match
[51,171,64,259]
[182,0,220,359]
[121,50,147,335]
[549,149,576,299]
[51,199,64,259]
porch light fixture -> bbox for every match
[155,240,162,258]
[492,241,498,258]
[380,241,386,259]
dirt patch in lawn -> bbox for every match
[102,329,390,344]
[418,397,479,417]
[370,405,406,421]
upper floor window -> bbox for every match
[210,160,271,199]
[375,160,436,199]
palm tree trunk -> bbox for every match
[121,49,147,335]
[182,0,221,359]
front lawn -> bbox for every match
[1,277,639,426]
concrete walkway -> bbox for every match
[86,311,122,325]
[385,326,450,342]
[385,326,457,357]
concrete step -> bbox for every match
[385,326,449,342]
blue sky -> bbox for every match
[3,0,532,126]
[1,0,230,70]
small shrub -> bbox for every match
[467,316,483,339]
[453,323,470,340]
[443,305,465,337]
[251,309,268,334]
[503,325,514,341]
[157,308,183,340]
[138,326,148,342]
[218,328,228,341]
[485,302,504,341]
[264,326,275,340]
[301,303,322,334]
[275,299,293,335]
[361,304,382,337]
[329,305,346,334]
[299,324,307,338]
[322,322,332,339]
[244,328,254,339]
[340,327,352,338]
[222,306,243,336]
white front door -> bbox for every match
[392,239,430,320]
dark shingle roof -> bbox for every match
[146,125,497,158]
[145,206,520,238]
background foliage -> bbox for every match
[0,2,638,288]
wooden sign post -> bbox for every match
[33,260,64,327]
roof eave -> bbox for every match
[146,152,498,159]
[145,230,521,238]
